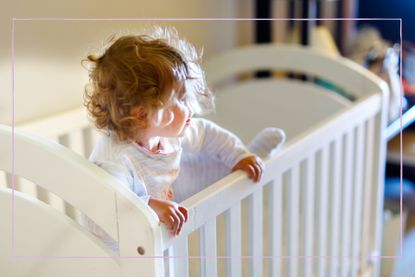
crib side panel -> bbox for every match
[0,126,119,241]
[0,125,165,276]
[369,90,389,277]
[161,92,383,277]
[0,188,121,277]
[205,44,387,100]
[328,136,343,277]
[225,202,242,277]
[17,107,100,158]
[0,171,9,189]
[301,155,315,277]
[12,108,101,223]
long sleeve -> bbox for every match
[182,118,253,168]
[175,119,286,202]
[94,158,150,204]
[174,118,252,202]
[89,134,151,204]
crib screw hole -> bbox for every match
[137,246,145,255]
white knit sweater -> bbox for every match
[84,118,285,251]
[89,118,253,203]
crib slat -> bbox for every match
[13,175,38,199]
[0,171,7,189]
[361,119,375,269]
[341,130,355,277]
[59,131,87,221]
[286,166,299,277]
[9,174,20,191]
[17,108,89,139]
[165,248,174,277]
[36,186,66,214]
[248,188,263,277]
[36,183,49,202]
[302,155,315,277]
[270,176,283,277]
[8,175,37,199]
[59,130,85,156]
[83,127,99,158]
[6,173,14,190]
[200,219,217,277]
[172,237,189,277]
[329,137,342,277]
[225,203,242,277]
[15,177,38,199]
[317,146,329,277]
[33,135,64,214]
[3,128,120,241]
[351,124,365,276]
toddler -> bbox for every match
[84,28,284,238]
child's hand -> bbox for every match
[232,155,265,182]
[148,197,188,236]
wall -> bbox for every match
[0,0,252,125]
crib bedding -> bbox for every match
[0,44,388,277]
[206,77,352,143]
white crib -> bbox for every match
[0,44,389,277]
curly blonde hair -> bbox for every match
[84,27,213,141]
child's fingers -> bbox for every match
[161,215,175,232]
[231,164,240,173]
[168,210,180,235]
[175,208,186,235]
[252,161,265,182]
[176,206,188,235]
[250,162,261,182]
[232,156,265,182]
[253,157,265,181]
[255,161,264,182]
[237,163,257,182]
[244,164,256,181]
[253,164,261,182]
[178,206,189,222]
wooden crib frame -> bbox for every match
[0,45,389,277]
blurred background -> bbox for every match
[1,0,414,276]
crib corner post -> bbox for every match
[371,80,390,277]
[116,193,165,277]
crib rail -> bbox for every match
[1,45,389,277]
[0,92,386,276]
[205,44,384,100]
[161,93,384,276]
[0,125,165,276]
[0,108,99,221]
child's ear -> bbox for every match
[131,106,148,129]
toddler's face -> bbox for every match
[148,91,193,138]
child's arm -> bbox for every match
[94,159,151,203]
[148,197,188,236]
[96,160,188,235]
[182,118,264,182]
[90,136,189,234]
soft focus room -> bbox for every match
[0,0,414,277]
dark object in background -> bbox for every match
[358,0,414,44]
[255,0,272,78]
